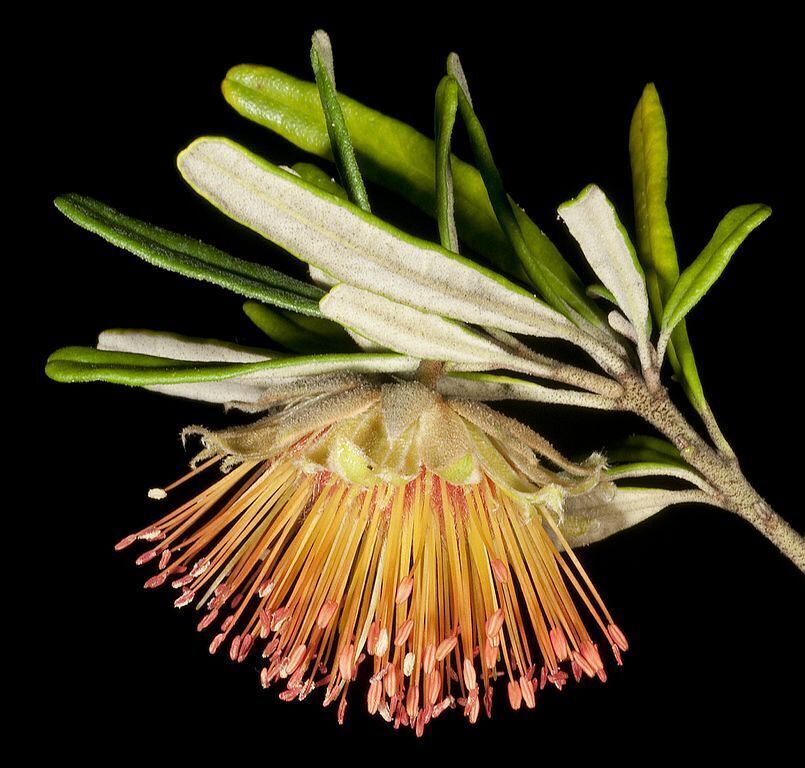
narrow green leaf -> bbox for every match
[605,434,686,468]
[446,57,603,326]
[46,346,419,386]
[177,137,578,341]
[605,461,688,476]
[629,83,680,312]
[665,322,707,413]
[222,63,603,326]
[291,162,348,199]
[662,204,771,335]
[222,64,510,270]
[243,301,352,353]
[310,31,371,212]
[586,283,618,305]
[280,309,353,342]
[434,76,459,252]
[629,84,712,417]
[54,194,324,316]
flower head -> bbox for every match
[116,381,627,733]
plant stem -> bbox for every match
[620,373,805,573]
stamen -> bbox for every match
[122,440,624,733]
[395,575,414,604]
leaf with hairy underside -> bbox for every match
[320,284,548,372]
[222,63,604,326]
[559,185,653,372]
[562,486,710,547]
[55,194,324,316]
[437,371,618,410]
[177,137,580,343]
[446,56,604,327]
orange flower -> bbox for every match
[117,382,627,733]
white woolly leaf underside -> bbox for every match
[97,329,418,404]
[176,138,576,341]
[559,185,650,348]
[563,485,696,547]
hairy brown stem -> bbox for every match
[620,373,805,573]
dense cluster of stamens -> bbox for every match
[117,431,628,734]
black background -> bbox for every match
[26,10,803,761]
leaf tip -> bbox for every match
[558,183,600,215]
[446,53,472,106]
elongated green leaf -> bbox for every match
[222,63,602,327]
[662,204,771,335]
[243,301,351,353]
[291,162,347,199]
[434,76,459,252]
[177,137,578,342]
[446,57,603,326]
[283,309,354,342]
[629,84,711,416]
[55,194,324,316]
[46,345,419,386]
[223,64,510,269]
[630,83,680,312]
[665,322,707,413]
[310,31,371,212]
[586,283,618,305]
[605,434,686,468]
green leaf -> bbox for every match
[177,137,578,342]
[279,309,352,342]
[446,56,603,326]
[243,300,351,353]
[434,76,459,252]
[662,204,771,335]
[605,434,686,468]
[628,83,713,417]
[310,31,371,212]
[222,64,510,271]
[291,162,347,199]
[55,194,324,316]
[46,345,419,386]
[586,283,618,305]
[222,63,603,327]
[629,83,680,313]
[665,321,707,414]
